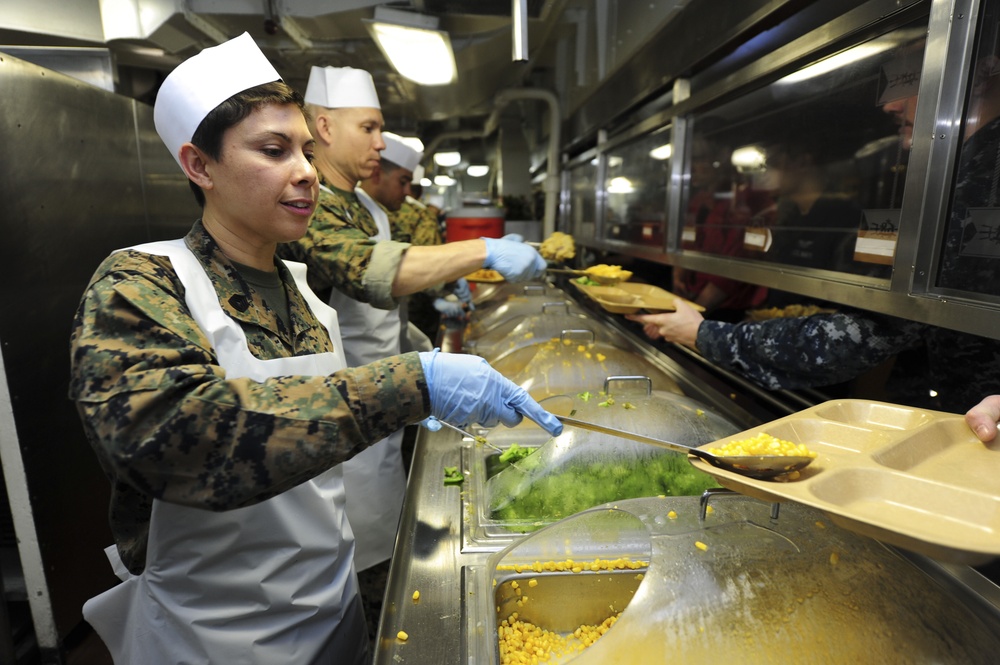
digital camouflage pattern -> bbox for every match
[697,309,1000,412]
[937,116,1000,295]
[277,173,410,309]
[69,221,429,574]
[390,201,442,247]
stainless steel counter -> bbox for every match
[371,289,1000,663]
[372,425,482,664]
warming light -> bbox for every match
[607,177,634,194]
[731,145,767,173]
[649,144,673,160]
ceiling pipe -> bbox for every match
[512,0,529,62]
[485,88,561,237]
[421,129,488,167]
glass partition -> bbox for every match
[603,126,672,246]
[568,160,599,243]
[685,20,929,281]
[936,0,1000,298]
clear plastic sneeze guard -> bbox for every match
[467,495,1000,664]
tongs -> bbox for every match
[555,415,814,480]
[433,419,505,453]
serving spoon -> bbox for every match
[555,415,814,480]
[545,268,622,286]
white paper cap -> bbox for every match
[154,32,280,169]
[304,66,381,109]
[382,134,423,173]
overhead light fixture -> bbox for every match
[434,151,462,167]
[649,144,673,160]
[420,177,433,187]
[434,175,456,186]
[467,164,490,177]
[364,7,457,86]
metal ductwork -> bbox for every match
[486,88,561,237]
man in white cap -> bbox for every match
[277,65,549,627]
[69,33,562,664]
[362,134,473,348]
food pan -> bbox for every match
[466,495,1000,664]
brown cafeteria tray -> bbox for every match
[573,281,704,314]
[689,399,1000,563]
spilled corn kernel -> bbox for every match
[412,590,420,601]
[396,631,409,641]
[695,541,708,551]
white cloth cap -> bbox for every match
[304,66,381,109]
[412,164,425,181]
[382,134,423,173]
[154,32,280,169]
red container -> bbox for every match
[445,208,505,242]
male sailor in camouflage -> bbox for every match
[360,135,474,344]
[275,65,549,639]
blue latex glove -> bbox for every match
[501,233,525,243]
[433,297,466,319]
[482,237,546,282]
[452,278,475,311]
[418,349,563,436]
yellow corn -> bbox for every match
[412,590,420,601]
[695,541,708,551]
[705,432,817,458]
[396,631,409,641]
[498,611,620,663]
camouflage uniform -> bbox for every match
[937,116,1000,295]
[69,220,429,574]
[696,309,1000,413]
[390,201,442,247]
[277,174,411,308]
[389,201,449,342]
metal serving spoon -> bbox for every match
[545,268,622,285]
[555,415,814,480]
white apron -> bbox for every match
[83,239,368,665]
[325,185,406,571]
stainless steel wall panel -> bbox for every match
[134,102,202,239]
[0,48,198,650]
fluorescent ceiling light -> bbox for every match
[649,144,672,160]
[434,175,456,186]
[434,151,462,167]
[467,165,489,177]
[364,9,457,86]
[420,177,433,187]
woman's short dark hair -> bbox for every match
[186,80,307,206]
